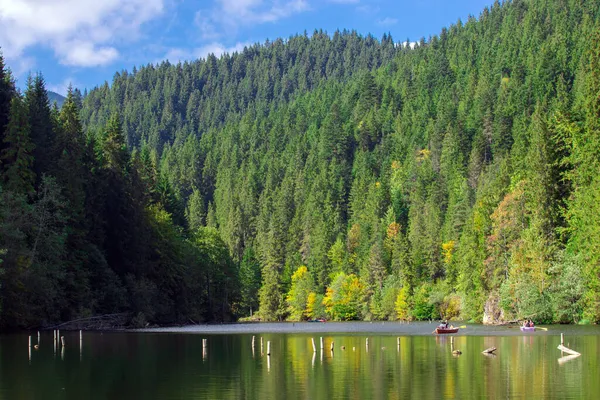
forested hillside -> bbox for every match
[0,70,239,329]
[2,0,600,328]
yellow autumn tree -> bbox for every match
[323,272,364,320]
[286,266,315,321]
[395,286,411,321]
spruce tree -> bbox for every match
[25,74,54,179]
[0,97,35,194]
[0,51,15,151]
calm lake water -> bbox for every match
[1,323,599,399]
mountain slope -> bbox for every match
[80,0,600,324]
[47,91,65,108]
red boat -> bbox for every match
[435,327,459,334]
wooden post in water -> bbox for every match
[29,336,31,348]
[366,337,369,352]
[557,333,580,356]
[61,336,65,347]
[330,341,334,351]
[267,341,271,356]
[320,337,324,350]
[38,331,40,344]
[311,338,316,352]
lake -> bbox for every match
[1,323,599,399]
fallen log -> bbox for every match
[49,313,130,330]
[557,344,580,356]
[557,333,580,356]
[482,347,497,354]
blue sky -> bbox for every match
[0,0,495,95]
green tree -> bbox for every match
[0,97,35,194]
[25,74,54,179]
[239,246,261,317]
[185,187,206,231]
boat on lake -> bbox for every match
[435,327,459,334]
[520,326,535,332]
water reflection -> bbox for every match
[0,328,598,399]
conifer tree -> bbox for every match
[0,51,15,152]
[25,74,54,180]
[0,97,35,194]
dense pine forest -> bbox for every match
[1,0,600,329]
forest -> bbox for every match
[1,0,600,329]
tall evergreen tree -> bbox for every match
[0,97,35,194]
[25,74,54,180]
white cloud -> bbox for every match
[161,42,251,63]
[195,42,250,59]
[4,55,35,82]
[47,77,78,96]
[55,41,119,67]
[195,11,221,40]
[195,0,310,40]
[377,17,398,26]
[0,0,164,67]
[329,0,359,3]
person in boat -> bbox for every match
[528,319,534,327]
[439,320,449,329]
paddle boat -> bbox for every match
[521,319,536,332]
[520,326,535,332]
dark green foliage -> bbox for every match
[2,0,600,327]
[0,85,241,329]
[239,246,261,316]
[25,75,55,180]
[0,50,15,149]
[1,97,35,194]
[74,0,600,323]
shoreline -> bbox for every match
[132,321,600,336]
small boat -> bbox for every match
[308,318,327,323]
[435,327,459,334]
[520,326,535,332]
